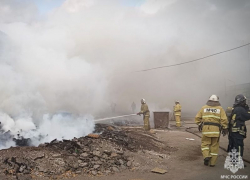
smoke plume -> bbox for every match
[0,0,250,148]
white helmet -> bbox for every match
[209,95,219,102]
[141,98,146,104]
[175,100,179,103]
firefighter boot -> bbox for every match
[204,157,211,166]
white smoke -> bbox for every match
[0,0,250,149]
[0,112,95,148]
[0,140,15,150]
[0,113,35,134]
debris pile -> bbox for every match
[0,124,168,179]
[0,123,32,147]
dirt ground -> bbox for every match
[0,119,249,180]
[57,119,250,180]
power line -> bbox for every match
[135,43,250,72]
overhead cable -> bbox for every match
[135,43,250,72]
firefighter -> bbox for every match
[174,101,181,127]
[227,94,250,160]
[137,98,150,131]
[226,107,233,120]
[195,95,228,167]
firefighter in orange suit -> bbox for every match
[174,101,181,127]
[195,95,228,167]
[137,98,150,131]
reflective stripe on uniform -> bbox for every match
[232,128,240,132]
[239,146,241,157]
[201,147,209,151]
[202,115,220,119]
[176,122,181,123]
[210,153,218,156]
[239,130,246,136]
[202,132,220,135]
[231,128,246,136]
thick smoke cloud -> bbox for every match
[0,0,250,148]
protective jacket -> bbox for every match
[226,107,233,119]
[139,104,150,117]
[195,101,228,137]
[174,104,181,116]
[229,105,250,138]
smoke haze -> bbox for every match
[0,0,250,148]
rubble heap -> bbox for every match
[0,124,168,179]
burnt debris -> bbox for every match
[0,123,31,147]
[0,123,169,179]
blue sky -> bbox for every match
[121,0,145,7]
[33,0,145,15]
[33,0,65,15]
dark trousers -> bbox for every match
[228,132,244,157]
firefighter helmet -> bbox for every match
[209,95,219,102]
[234,94,246,105]
[141,98,146,104]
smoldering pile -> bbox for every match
[0,112,95,150]
[0,124,168,179]
[0,122,44,148]
[0,123,32,147]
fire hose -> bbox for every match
[94,114,137,122]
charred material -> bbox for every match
[0,123,171,179]
[0,123,32,147]
[13,136,32,147]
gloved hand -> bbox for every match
[222,128,228,136]
[137,112,141,116]
[198,123,203,132]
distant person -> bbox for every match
[225,107,233,120]
[195,95,228,167]
[131,102,136,113]
[137,98,150,131]
[174,101,181,127]
[227,94,250,163]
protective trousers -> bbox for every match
[175,115,181,127]
[201,135,219,165]
[228,133,244,157]
[143,116,150,131]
